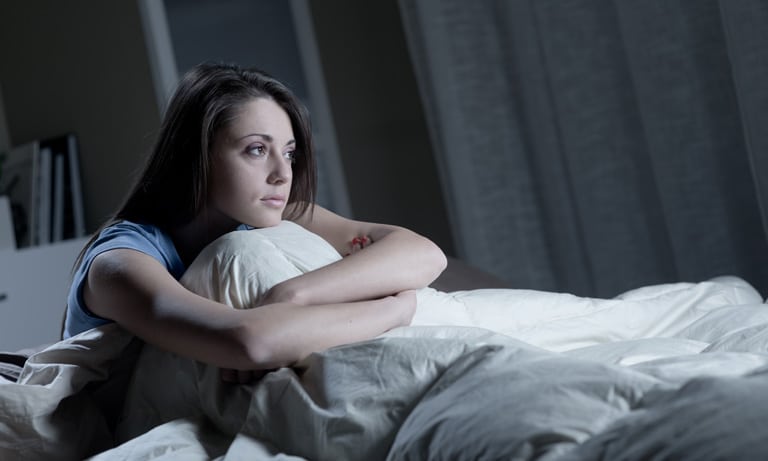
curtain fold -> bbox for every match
[720,0,768,243]
[400,0,768,297]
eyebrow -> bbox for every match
[237,133,296,146]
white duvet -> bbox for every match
[2,221,768,460]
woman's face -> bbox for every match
[208,97,295,228]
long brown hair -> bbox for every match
[76,62,317,266]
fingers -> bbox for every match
[345,235,372,256]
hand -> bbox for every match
[345,235,372,256]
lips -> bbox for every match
[261,195,286,208]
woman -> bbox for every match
[63,62,447,381]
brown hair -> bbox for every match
[122,61,316,227]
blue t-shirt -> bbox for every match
[63,220,186,339]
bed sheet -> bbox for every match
[2,221,767,460]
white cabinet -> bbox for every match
[0,237,90,351]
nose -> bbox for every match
[267,153,292,185]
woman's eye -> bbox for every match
[247,145,267,157]
[284,150,297,163]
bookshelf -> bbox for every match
[0,133,86,249]
[0,1,162,237]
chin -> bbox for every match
[247,215,283,229]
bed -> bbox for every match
[2,221,768,460]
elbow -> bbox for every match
[422,236,448,282]
[238,329,278,370]
[229,320,270,369]
[241,337,273,370]
[433,244,448,276]
[234,322,294,370]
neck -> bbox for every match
[169,208,239,266]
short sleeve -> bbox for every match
[62,221,185,339]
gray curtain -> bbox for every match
[399,0,768,297]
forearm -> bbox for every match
[86,242,415,375]
[236,292,414,369]
[271,228,447,305]
[115,289,412,372]
[113,283,412,371]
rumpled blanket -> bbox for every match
[2,221,768,460]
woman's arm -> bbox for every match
[84,248,416,370]
[270,204,447,305]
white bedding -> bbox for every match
[2,221,768,460]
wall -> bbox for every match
[165,0,309,102]
[0,0,160,233]
[164,0,354,215]
[163,0,453,253]
[0,0,455,255]
[308,0,456,255]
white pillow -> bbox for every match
[180,221,342,309]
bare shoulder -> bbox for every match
[85,248,184,320]
[88,248,174,288]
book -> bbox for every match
[53,153,64,242]
[43,135,69,243]
[66,133,85,238]
[0,195,14,249]
[0,140,40,247]
[35,145,52,245]
[0,133,86,247]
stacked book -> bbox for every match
[0,133,85,248]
